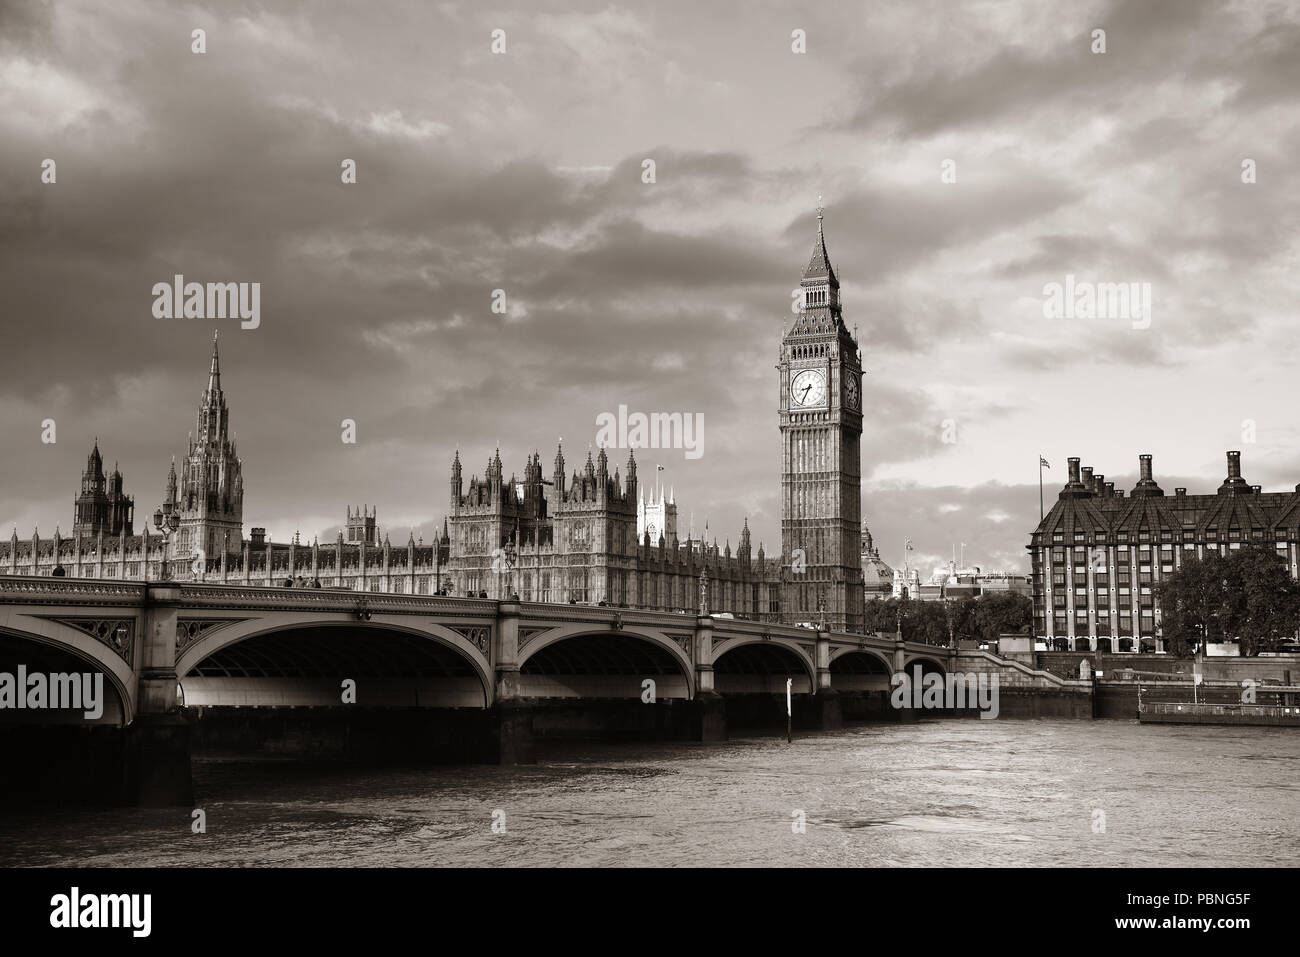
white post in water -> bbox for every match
[786,677,792,744]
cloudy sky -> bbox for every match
[2,0,1298,575]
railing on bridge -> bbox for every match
[0,575,952,656]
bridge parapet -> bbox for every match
[177,584,499,617]
[0,577,146,607]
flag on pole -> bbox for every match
[1040,456,1051,468]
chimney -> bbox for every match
[1094,474,1106,496]
[1063,457,1089,498]
[1104,481,1115,497]
[1175,488,1186,497]
[1219,450,1249,494]
[1133,453,1164,497]
[1252,485,1261,494]
[1081,466,1094,492]
[250,527,266,547]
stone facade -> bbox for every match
[2,211,880,627]
[72,441,134,538]
[778,209,866,631]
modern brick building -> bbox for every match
[1028,452,1300,651]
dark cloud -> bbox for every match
[1,0,1296,568]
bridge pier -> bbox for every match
[489,700,536,764]
[811,690,843,731]
[889,637,919,722]
[688,615,726,740]
[814,629,842,731]
[488,600,537,763]
[686,692,727,741]
[128,584,193,806]
[125,713,193,807]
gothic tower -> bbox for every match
[73,440,134,537]
[172,333,244,567]
[778,207,865,632]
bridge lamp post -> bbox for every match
[499,535,518,601]
[151,505,181,582]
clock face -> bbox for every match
[790,369,828,408]
[846,373,860,411]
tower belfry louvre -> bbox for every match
[779,207,866,632]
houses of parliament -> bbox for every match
[0,213,881,632]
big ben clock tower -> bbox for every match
[779,207,865,633]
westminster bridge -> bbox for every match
[0,576,961,805]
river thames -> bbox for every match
[2,718,1295,867]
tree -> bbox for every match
[1223,544,1300,656]
[972,591,1033,643]
[860,591,1032,645]
[863,597,903,635]
[1156,551,1230,657]
[1156,545,1300,657]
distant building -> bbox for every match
[72,441,133,538]
[1028,452,1300,652]
[346,506,378,545]
[445,445,779,613]
[890,559,1029,602]
[165,332,244,567]
[636,484,677,546]
[860,524,894,599]
[892,565,923,600]
[2,210,884,626]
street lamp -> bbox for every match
[499,530,518,600]
[151,504,181,581]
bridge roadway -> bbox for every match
[0,577,954,805]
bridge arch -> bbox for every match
[828,648,894,694]
[517,625,693,700]
[176,616,493,708]
[828,646,894,672]
[901,654,949,677]
[710,637,815,693]
[0,623,134,725]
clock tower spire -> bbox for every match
[778,205,864,632]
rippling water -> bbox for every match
[2,719,1296,866]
